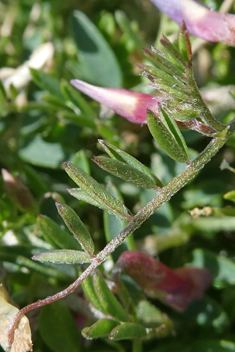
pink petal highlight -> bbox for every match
[151,0,235,46]
[114,251,212,311]
[71,79,161,124]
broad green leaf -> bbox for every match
[109,322,146,340]
[71,10,122,87]
[30,68,63,99]
[38,215,81,250]
[147,109,190,163]
[63,162,131,221]
[94,156,159,189]
[39,301,81,352]
[93,272,129,322]
[188,249,235,288]
[82,319,118,339]
[19,135,68,169]
[32,249,92,264]
[56,202,95,255]
[98,140,163,188]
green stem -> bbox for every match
[133,339,142,352]
[8,133,229,348]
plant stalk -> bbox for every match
[8,133,228,348]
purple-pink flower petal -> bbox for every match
[151,0,235,46]
[114,251,212,312]
[71,79,161,124]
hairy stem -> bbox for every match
[8,133,228,348]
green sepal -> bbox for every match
[32,250,92,264]
[139,63,187,93]
[178,22,192,63]
[81,274,105,313]
[37,215,81,250]
[93,272,129,322]
[82,319,118,339]
[160,34,185,70]
[143,47,186,81]
[147,108,190,163]
[94,156,159,189]
[63,162,131,221]
[56,202,95,255]
[98,140,163,188]
[109,323,146,340]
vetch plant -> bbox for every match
[7,23,235,350]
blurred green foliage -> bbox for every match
[1,0,235,351]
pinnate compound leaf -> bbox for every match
[39,301,81,352]
[93,272,129,322]
[32,250,92,264]
[82,319,118,339]
[38,215,81,250]
[56,202,94,255]
[147,108,190,163]
[109,322,146,340]
[98,140,163,188]
[63,162,131,221]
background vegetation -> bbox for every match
[1,0,235,351]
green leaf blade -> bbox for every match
[82,319,118,339]
[109,323,146,340]
[71,10,122,88]
[32,250,92,264]
[94,156,158,189]
[93,272,129,322]
[147,109,190,163]
[38,215,81,250]
[63,162,131,221]
[56,202,95,255]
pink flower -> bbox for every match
[71,79,162,124]
[151,0,235,46]
[114,251,212,312]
